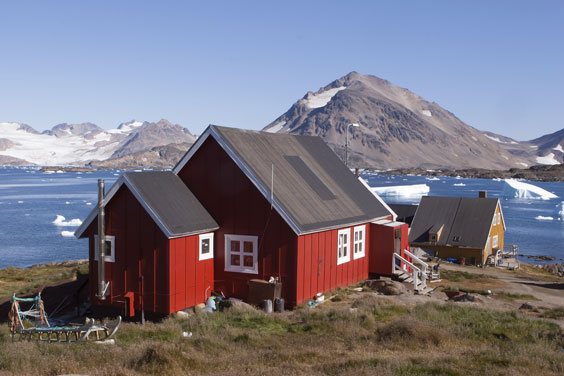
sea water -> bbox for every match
[0,167,118,268]
[1,167,563,269]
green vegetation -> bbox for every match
[0,261,88,300]
[440,269,496,282]
[494,292,539,301]
[1,293,563,375]
[542,307,564,320]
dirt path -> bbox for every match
[437,263,564,308]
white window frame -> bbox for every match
[94,235,115,263]
[199,233,214,261]
[353,225,365,260]
[497,213,500,225]
[337,228,351,265]
[224,234,258,274]
[492,235,499,248]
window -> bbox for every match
[492,235,499,248]
[452,235,461,242]
[94,235,115,263]
[199,233,214,261]
[497,213,501,225]
[337,228,350,265]
[225,234,258,274]
[353,225,365,259]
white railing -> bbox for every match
[392,252,427,291]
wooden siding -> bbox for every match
[87,186,170,314]
[168,234,214,313]
[296,225,370,305]
[177,137,299,306]
[369,222,408,275]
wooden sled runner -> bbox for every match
[8,293,121,343]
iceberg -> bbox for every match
[61,231,75,237]
[371,184,430,197]
[52,215,83,227]
[535,216,554,221]
[501,179,558,200]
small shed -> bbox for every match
[408,195,505,265]
[75,171,219,315]
[369,219,409,276]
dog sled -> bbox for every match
[8,293,121,343]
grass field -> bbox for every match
[1,290,563,375]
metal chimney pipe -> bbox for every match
[97,179,106,300]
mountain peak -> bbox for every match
[262,73,538,170]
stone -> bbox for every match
[363,279,407,295]
[451,293,475,302]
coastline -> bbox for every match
[368,164,564,182]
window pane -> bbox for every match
[359,231,363,241]
[343,245,347,257]
[338,247,342,258]
[354,232,358,242]
[103,241,112,257]
[243,241,253,253]
[344,234,347,243]
[243,255,253,267]
[231,254,240,266]
[201,239,210,254]
[231,240,240,253]
[355,244,358,253]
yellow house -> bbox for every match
[408,193,505,265]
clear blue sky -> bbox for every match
[1,1,562,140]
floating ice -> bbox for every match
[535,216,554,221]
[426,177,440,181]
[61,231,75,237]
[53,215,83,227]
[371,184,430,197]
[501,179,558,200]
[554,201,564,219]
[86,202,92,206]
[453,183,466,187]
[65,201,71,204]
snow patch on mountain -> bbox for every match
[265,121,286,133]
[484,134,503,143]
[303,86,346,109]
[553,144,564,153]
[421,110,432,117]
[536,153,560,165]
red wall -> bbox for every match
[87,186,212,315]
[296,225,370,305]
[168,235,214,313]
[369,222,408,276]
[178,138,299,306]
[87,186,169,314]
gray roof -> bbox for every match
[175,125,392,234]
[75,171,218,239]
[408,196,500,249]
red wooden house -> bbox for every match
[76,125,400,315]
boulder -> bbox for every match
[451,293,475,302]
[364,279,407,295]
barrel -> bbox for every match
[263,299,273,313]
[274,298,284,313]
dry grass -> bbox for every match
[1,290,563,376]
[0,261,88,300]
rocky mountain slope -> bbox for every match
[264,72,559,170]
[0,119,196,168]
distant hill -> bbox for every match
[263,72,559,170]
[0,119,196,168]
